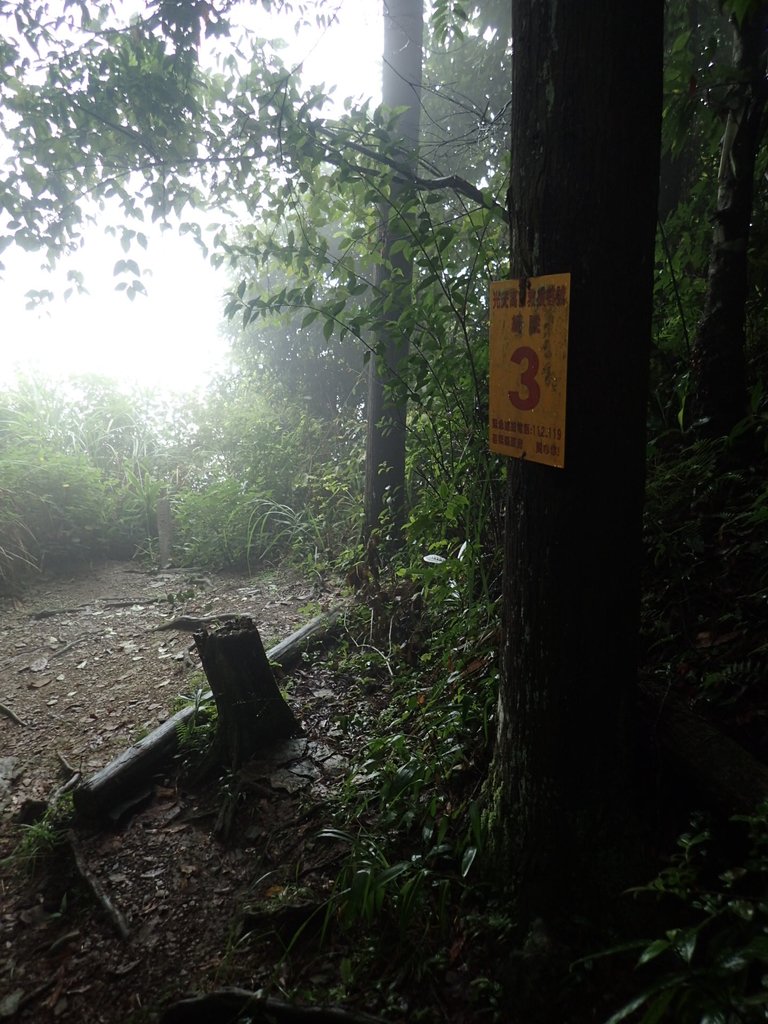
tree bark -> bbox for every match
[690,5,768,436]
[487,2,663,922]
[364,0,424,544]
[193,618,303,771]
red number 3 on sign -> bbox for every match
[507,346,540,411]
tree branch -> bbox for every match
[316,125,509,223]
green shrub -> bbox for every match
[0,485,37,593]
[0,447,113,571]
[173,479,258,569]
[597,810,768,1024]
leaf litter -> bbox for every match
[0,560,366,1024]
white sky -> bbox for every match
[0,0,382,397]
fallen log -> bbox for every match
[268,609,343,665]
[72,610,342,818]
[72,708,196,818]
[640,681,768,816]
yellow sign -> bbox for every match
[488,273,570,468]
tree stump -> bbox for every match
[194,617,303,770]
[73,610,340,818]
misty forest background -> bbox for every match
[2,1,768,1022]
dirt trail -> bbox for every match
[0,562,323,809]
[0,561,359,1024]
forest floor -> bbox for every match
[3,469,767,1024]
[0,561,386,1024]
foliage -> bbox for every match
[723,0,768,27]
[0,445,112,570]
[221,108,508,556]
[642,424,768,672]
[0,0,207,267]
[173,677,218,765]
[0,0,506,287]
[422,0,510,182]
[4,795,73,876]
[2,2,768,1022]
[1,0,512,579]
[655,0,768,435]
[0,370,365,589]
[599,810,768,1024]
[0,485,36,591]
[316,559,499,954]
[173,375,365,569]
[0,375,179,583]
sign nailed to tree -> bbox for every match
[489,273,570,468]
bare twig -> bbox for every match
[0,702,28,727]
[102,596,167,609]
[49,772,82,808]
[55,750,77,776]
[153,612,246,632]
[30,606,89,620]
[48,635,93,661]
[67,831,130,941]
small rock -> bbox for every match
[0,989,24,1018]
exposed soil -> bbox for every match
[0,561,372,1024]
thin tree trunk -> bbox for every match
[486,2,663,923]
[364,0,424,544]
[691,6,768,436]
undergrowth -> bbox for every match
[246,553,507,1018]
[592,809,768,1024]
[3,794,74,877]
[642,422,768,755]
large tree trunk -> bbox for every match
[690,6,768,436]
[364,0,423,544]
[487,2,663,922]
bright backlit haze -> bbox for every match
[0,1,381,396]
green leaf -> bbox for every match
[637,938,672,966]
[673,928,698,964]
[605,992,653,1024]
[638,988,677,1024]
[377,862,409,885]
[671,30,691,54]
[460,845,477,878]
